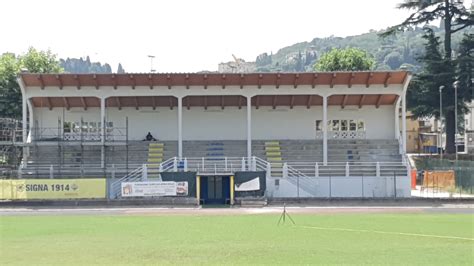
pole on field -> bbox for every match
[277,203,295,226]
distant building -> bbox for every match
[218,59,256,73]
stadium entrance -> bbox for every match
[199,176,231,205]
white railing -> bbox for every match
[183,157,247,174]
[16,157,409,180]
[285,161,408,177]
[110,165,146,199]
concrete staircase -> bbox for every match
[182,140,246,159]
[147,142,165,178]
[264,141,283,177]
[328,139,401,162]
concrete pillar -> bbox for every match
[395,97,401,140]
[27,99,34,141]
[178,97,183,158]
[100,97,106,168]
[323,96,328,166]
[246,96,252,167]
[22,96,27,143]
[100,97,106,144]
[402,94,407,153]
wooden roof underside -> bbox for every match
[31,95,399,110]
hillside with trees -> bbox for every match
[60,56,125,74]
[254,26,469,73]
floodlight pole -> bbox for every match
[148,55,156,73]
[454,81,459,161]
[439,86,444,160]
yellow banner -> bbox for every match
[0,179,106,200]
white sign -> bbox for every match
[121,181,188,197]
[235,177,260,191]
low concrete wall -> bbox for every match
[266,176,411,198]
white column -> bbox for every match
[178,97,183,158]
[402,94,407,154]
[27,99,34,141]
[394,97,401,140]
[100,97,106,168]
[323,96,328,166]
[100,97,106,144]
[246,96,252,168]
[22,96,27,143]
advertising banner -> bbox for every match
[121,181,188,197]
[0,179,106,200]
[235,177,260,191]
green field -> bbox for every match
[1,213,473,265]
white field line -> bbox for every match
[297,225,474,241]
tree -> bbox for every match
[0,53,22,118]
[117,63,125,73]
[21,47,63,73]
[0,48,63,118]
[382,0,473,153]
[384,51,403,69]
[407,28,454,121]
[457,33,474,108]
[313,47,375,71]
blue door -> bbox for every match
[200,176,230,205]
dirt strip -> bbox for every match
[0,205,472,216]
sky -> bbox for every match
[0,0,469,72]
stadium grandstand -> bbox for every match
[5,71,412,203]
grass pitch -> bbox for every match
[1,212,473,265]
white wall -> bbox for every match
[33,104,396,141]
[108,107,178,140]
[183,107,246,140]
[252,106,322,140]
[266,175,411,198]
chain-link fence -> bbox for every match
[413,157,474,195]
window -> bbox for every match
[319,119,365,132]
[106,122,114,133]
[89,122,97,133]
[81,122,89,133]
[63,122,72,133]
[357,120,365,131]
[315,120,322,131]
[72,122,80,133]
[341,120,348,131]
[332,120,340,131]
[349,120,357,131]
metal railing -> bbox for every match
[285,161,408,177]
[14,163,146,179]
[109,165,146,199]
[29,127,128,142]
[12,156,410,180]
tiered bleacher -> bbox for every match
[21,138,405,178]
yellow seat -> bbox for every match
[268,157,282,162]
[149,142,164,147]
[265,146,281,151]
[148,153,163,158]
[265,141,280,146]
[266,151,282,157]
